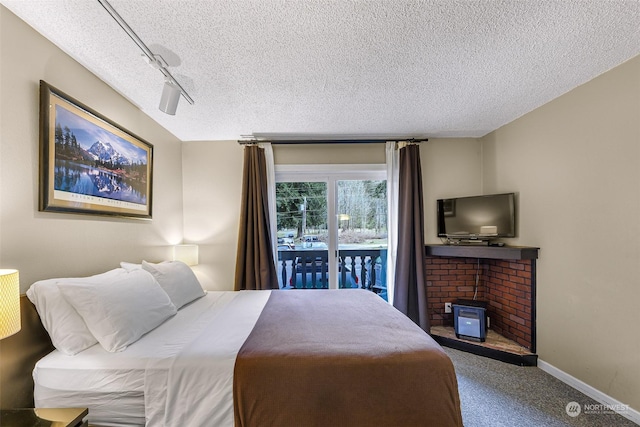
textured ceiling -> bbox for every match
[2,0,639,141]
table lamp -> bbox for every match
[173,244,199,266]
[0,269,21,339]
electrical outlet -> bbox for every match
[444,302,452,313]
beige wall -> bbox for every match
[421,138,482,244]
[0,7,184,291]
[181,140,244,290]
[274,143,385,164]
[481,55,640,410]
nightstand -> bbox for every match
[0,407,88,426]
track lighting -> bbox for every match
[159,80,181,115]
[97,0,194,115]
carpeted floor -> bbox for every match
[445,348,638,426]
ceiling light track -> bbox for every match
[96,0,194,113]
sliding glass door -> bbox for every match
[275,165,388,299]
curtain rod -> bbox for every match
[237,138,428,145]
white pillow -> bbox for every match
[26,268,130,355]
[58,269,177,352]
[120,261,141,271]
[142,260,205,309]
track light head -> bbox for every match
[99,0,194,113]
[159,80,181,115]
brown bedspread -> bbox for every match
[233,289,463,427]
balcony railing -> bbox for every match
[277,249,387,298]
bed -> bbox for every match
[24,262,463,427]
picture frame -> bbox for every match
[39,81,153,219]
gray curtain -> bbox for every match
[393,144,429,331]
[234,145,279,291]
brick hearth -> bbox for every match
[425,247,536,352]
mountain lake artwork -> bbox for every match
[39,81,153,219]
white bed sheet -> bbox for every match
[33,290,270,427]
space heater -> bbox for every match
[453,300,487,342]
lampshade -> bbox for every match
[159,80,181,115]
[0,269,21,339]
[173,244,199,266]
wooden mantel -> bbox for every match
[425,244,539,261]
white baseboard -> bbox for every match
[538,359,640,425]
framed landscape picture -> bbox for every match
[39,81,153,219]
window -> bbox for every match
[275,165,388,300]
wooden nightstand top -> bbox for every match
[0,407,88,427]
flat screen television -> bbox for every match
[437,192,516,241]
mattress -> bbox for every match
[34,290,462,427]
[33,291,260,427]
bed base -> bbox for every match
[0,296,54,408]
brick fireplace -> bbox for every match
[425,245,537,352]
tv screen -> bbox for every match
[437,193,516,239]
